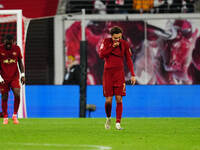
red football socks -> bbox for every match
[14,96,20,115]
[105,102,112,118]
[116,102,123,123]
[2,100,8,118]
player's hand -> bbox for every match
[130,76,136,85]
[0,75,5,84]
[21,76,25,85]
[112,42,120,47]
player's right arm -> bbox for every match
[98,39,114,59]
[0,65,4,84]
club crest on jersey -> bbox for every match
[1,53,5,56]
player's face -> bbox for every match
[112,33,122,43]
[4,39,13,50]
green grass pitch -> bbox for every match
[0,118,200,150]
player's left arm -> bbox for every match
[124,42,136,85]
[17,46,25,85]
[0,64,4,84]
[18,58,25,85]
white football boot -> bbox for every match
[116,122,123,130]
[105,117,111,129]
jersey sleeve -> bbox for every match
[98,39,113,59]
[124,42,135,76]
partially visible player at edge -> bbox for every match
[98,26,136,130]
[0,34,25,124]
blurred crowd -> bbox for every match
[66,0,198,14]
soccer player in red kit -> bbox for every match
[98,26,136,130]
[0,34,25,124]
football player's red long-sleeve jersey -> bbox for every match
[0,44,22,81]
[99,38,135,76]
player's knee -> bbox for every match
[105,97,112,103]
[115,96,122,103]
[116,99,122,103]
[12,89,20,98]
[106,100,112,104]
[13,91,20,98]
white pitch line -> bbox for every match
[6,142,112,150]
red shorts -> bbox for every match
[103,68,126,97]
[0,79,20,94]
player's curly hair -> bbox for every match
[109,26,123,35]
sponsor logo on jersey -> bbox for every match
[3,59,16,64]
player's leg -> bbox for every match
[11,87,20,124]
[115,95,123,130]
[12,88,20,115]
[113,68,125,130]
[0,83,10,124]
[105,96,113,118]
[10,78,21,124]
[105,96,113,129]
[1,92,9,124]
[114,83,125,130]
[103,69,113,129]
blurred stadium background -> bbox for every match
[0,0,200,118]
